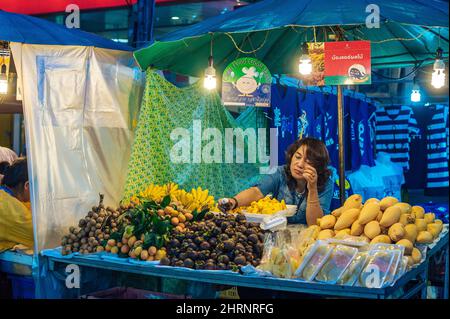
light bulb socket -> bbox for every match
[433,59,445,71]
[205,65,216,77]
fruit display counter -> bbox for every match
[37,185,449,299]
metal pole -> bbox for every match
[337,85,346,206]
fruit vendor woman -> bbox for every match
[219,138,333,226]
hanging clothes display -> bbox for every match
[425,104,449,194]
[297,90,322,140]
[329,166,354,211]
[375,105,420,171]
[268,84,299,165]
[320,93,339,168]
[348,165,385,202]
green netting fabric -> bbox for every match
[123,70,269,201]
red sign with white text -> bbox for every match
[324,41,371,85]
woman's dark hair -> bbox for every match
[284,138,331,192]
[0,161,10,175]
[1,157,28,189]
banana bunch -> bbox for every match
[136,184,167,203]
[245,196,287,214]
[188,187,215,211]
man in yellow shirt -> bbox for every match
[0,158,34,252]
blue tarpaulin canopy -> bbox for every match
[135,0,449,76]
[0,10,132,51]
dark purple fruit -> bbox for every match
[184,258,194,268]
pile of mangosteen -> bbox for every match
[161,212,266,271]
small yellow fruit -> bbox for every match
[317,229,335,240]
[376,211,383,222]
[379,206,401,227]
[350,221,364,236]
[358,202,381,225]
[435,219,443,226]
[128,236,137,248]
[393,202,412,215]
[185,213,193,221]
[404,224,418,244]
[415,219,427,232]
[134,246,143,257]
[411,206,425,219]
[140,250,149,261]
[427,223,443,239]
[121,245,130,254]
[171,217,180,226]
[370,235,391,244]
[416,231,433,244]
[343,194,363,210]
[424,213,435,224]
[364,198,380,205]
[399,213,415,226]
[331,207,343,218]
[307,225,321,240]
[388,223,405,242]
[105,245,112,252]
[407,256,415,267]
[364,221,381,239]
[379,196,399,211]
[110,246,119,254]
[178,214,187,223]
[396,239,413,255]
[155,249,167,260]
[96,246,105,252]
[148,246,157,256]
[334,208,360,230]
[320,215,337,229]
[411,248,422,264]
[107,239,116,247]
[334,228,351,239]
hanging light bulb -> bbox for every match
[204,57,216,90]
[298,43,312,75]
[204,34,216,90]
[410,77,421,102]
[431,48,446,89]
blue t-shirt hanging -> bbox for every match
[348,96,362,170]
[358,99,376,167]
[320,94,339,168]
[269,84,299,165]
[297,90,321,139]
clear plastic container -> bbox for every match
[358,250,396,288]
[294,240,334,281]
[393,256,409,283]
[337,251,369,286]
[315,244,359,284]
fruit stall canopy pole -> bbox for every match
[133,0,448,203]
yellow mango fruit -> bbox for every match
[411,248,422,264]
[415,219,427,232]
[364,198,380,205]
[388,223,405,242]
[404,224,418,244]
[379,196,399,211]
[360,235,371,243]
[320,215,337,230]
[424,213,435,224]
[393,202,412,214]
[343,194,363,210]
[411,206,425,219]
[334,228,351,239]
[396,239,413,255]
[427,223,443,239]
[331,207,343,218]
[399,213,415,226]
[350,221,364,236]
[334,208,360,231]
[307,225,321,240]
[316,218,321,226]
[379,206,401,228]
[376,211,383,222]
[370,235,391,244]
[435,219,443,226]
[407,256,415,267]
[364,221,381,239]
[416,231,433,244]
[358,202,381,225]
[318,229,335,240]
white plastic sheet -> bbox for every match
[10,43,144,252]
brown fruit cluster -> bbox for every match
[60,194,128,255]
[162,212,266,271]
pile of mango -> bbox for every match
[308,195,445,266]
[236,196,287,215]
